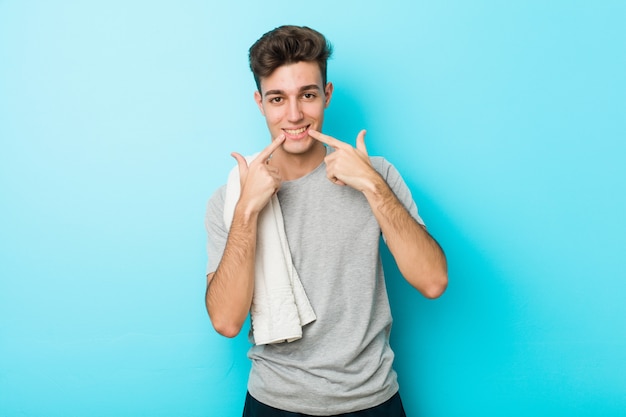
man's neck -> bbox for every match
[271,142,327,181]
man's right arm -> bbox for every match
[206,205,260,338]
[205,135,285,338]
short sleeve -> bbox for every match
[371,157,425,226]
[205,185,228,275]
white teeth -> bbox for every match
[285,127,307,135]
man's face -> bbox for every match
[254,61,333,156]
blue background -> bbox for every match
[1,1,625,416]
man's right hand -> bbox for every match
[231,134,286,215]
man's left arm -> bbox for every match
[309,129,448,299]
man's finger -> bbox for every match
[308,129,345,149]
[257,134,286,162]
[356,130,368,155]
[231,152,248,180]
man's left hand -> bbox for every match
[308,129,378,192]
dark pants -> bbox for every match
[242,391,407,417]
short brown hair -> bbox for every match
[249,25,333,92]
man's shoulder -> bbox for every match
[369,156,395,177]
[207,184,227,210]
[369,155,388,166]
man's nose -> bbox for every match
[287,100,303,122]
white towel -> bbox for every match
[223,152,316,345]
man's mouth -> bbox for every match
[283,125,310,136]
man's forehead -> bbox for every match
[260,62,324,95]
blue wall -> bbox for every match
[1,1,625,416]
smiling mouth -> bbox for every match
[283,125,310,136]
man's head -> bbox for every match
[249,25,333,93]
[249,26,335,158]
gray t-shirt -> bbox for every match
[205,154,423,415]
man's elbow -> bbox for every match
[212,319,244,339]
[206,306,248,338]
[403,262,448,299]
[421,272,448,299]
[422,282,447,299]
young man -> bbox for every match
[205,25,447,416]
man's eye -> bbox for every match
[303,93,316,99]
[269,97,283,103]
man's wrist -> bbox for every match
[361,171,389,199]
[233,200,261,228]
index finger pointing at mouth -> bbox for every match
[308,129,345,149]
[257,134,286,161]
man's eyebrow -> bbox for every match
[299,84,322,92]
[263,89,284,97]
[263,85,322,97]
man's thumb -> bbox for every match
[356,130,368,155]
[231,152,248,183]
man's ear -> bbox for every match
[324,82,334,108]
[254,90,265,115]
